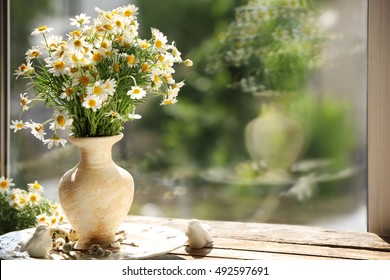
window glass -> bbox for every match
[9,0,367,231]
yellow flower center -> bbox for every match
[93,52,101,62]
[19,197,27,204]
[155,40,163,49]
[38,26,47,32]
[79,76,90,86]
[0,181,8,189]
[115,20,122,28]
[141,63,149,72]
[88,99,97,107]
[16,123,24,129]
[70,67,78,73]
[74,39,82,47]
[127,55,135,64]
[123,10,132,17]
[71,30,81,38]
[133,88,141,94]
[116,35,123,43]
[154,75,159,85]
[93,86,102,95]
[39,216,46,222]
[103,24,113,30]
[34,125,43,133]
[114,63,120,73]
[141,42,149,49]
[21,98,28,106]
[158,55,165,62]
[101,42,108,49]
[51,217,57,224]
[19,64,28,71]
[66,87,73,96]
[33,182,41,190]
[31,51,39,57]
[30,194,38,203]
[56,116,65,126]
[54,61,65,70]
[163,100,173,105]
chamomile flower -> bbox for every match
[60,81,74,101]
[127,86,146,100]
[161,97,178,105]
[46,35,64,52]
[50,111,73,130]
[27,121,46,141]
[82,95,103,112]
[28,180,44,193]
[10,120,27,132]
[150,68,163,88]
[44,135,67,149]
[14,62,34,78]
[70,13,91,28]
[120,4,138,18]
[86,80,106,97]
[126,54,137,66]
[31,25,54,36]
[72,72,92,87]
[36,213,49,225]
[128,113,142,120]
[103,78,117,96]
[105,111,122,120]
[20,93,31,110]
[25,46,42,61]
[151,28,168,51]
[50,216,58,226]
[45,57,68,76]
[28,192,41,204]
[0,176,15,193]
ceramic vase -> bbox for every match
[59,133,134,249]
[245,103,305,179]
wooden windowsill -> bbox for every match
[125,216,390,260]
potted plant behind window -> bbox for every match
[11,4,192,249]
[208,0,325,182]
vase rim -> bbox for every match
[68,133,124,145]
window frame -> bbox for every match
[0,0,389,235]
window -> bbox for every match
[1,0,389,235]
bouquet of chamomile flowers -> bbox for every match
[0,176,65,234]
[11,4,192,148]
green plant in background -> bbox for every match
[209,0,325,94]
[0,177,65,234]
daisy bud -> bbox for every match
[184,59,193,67]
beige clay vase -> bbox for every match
[59,133,134,249]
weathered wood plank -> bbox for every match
[125,216,390,252]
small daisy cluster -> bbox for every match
[12,4,192,144]
[0,176,66,234]
[209,0,324,93]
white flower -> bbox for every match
[119,4,138,18]
[50,111,73,130]
[45,35,64,52]
[44,136,67,149]
[25,46,42,61]
[86,80,108,101]
[0,176,15,193]
[127,86,147,100]
[103,78,117,96]
[82,95,103,112]
[27,121,46,141]
[129,113,142,120]
[45,57,68,76]
[14,62,34,78]
[10,120,27,133]
[70,13,91,28]
[27,180,44,193]
[31,25,54,36]
[151,28,168,51]
[60,81,74,101]
[150,68,163,88]
[28,192,41,204]
[36,213,49,225]
[20,93,31,110]
[105,111,122,120]
[161,97,178,105]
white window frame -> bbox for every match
[0,0,389,235]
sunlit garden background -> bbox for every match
[7,0,367,232]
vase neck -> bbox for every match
[69,134,123,168]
